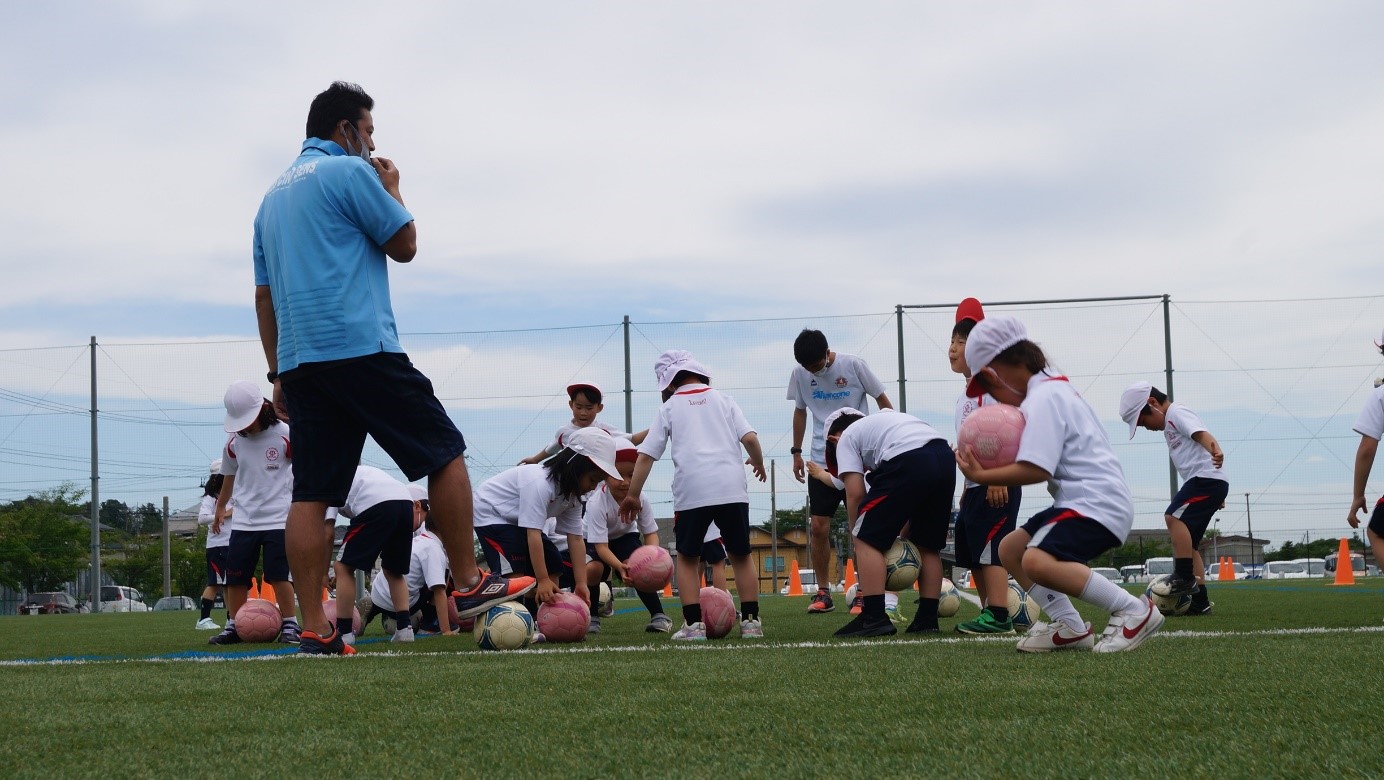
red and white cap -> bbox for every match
[566,382,602,399]
[964,316,1028,398]
[955,297,985,324]
[565,428,622,480]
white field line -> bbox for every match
[4,624,1383,667]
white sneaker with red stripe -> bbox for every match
[1093,596,1165,653]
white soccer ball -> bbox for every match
[1006,582,1040,629]
[885,538,922,592]
[938,578,961,618]
[599,581,612,609]
[1145,575,1192,616]
[474,602,536,650]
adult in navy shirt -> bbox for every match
[252,82,533,654]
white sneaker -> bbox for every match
[390,627,414,644]
[588,615,602,634]
[646,613,673,633]
[194,618,220,630]
[1015,620,1094,653]
[599,598,615,618]
[739,617,764,639]
[1094,596,1165,653]
[671,621,707,641]
[342,631,357,646]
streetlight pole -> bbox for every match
[1244,493,1254,568]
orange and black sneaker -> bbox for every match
[808,589,835,614]
[849,595,863,615]
[297,625,356,656]
[454,570,537,618]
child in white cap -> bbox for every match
[621,350,767,640]
[1347,327,1384,582]
[1119,381,1227,615]
[956,317,1163,653]
[195,459,231,630]
[518,382,645,465]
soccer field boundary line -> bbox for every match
[4,624,1383,667]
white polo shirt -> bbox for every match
[370,531,449,611]
[335,465,413,519]
[585,482,657,543]
[473,463,584,537]
[540,421,633,458]
[1353,384,1384,441]
[835,409,944,477]
[220,421,292,532]
[786,353,886,463]
[1015,373,1134,539]
[638,384,755,511]
[1162,403,1228,484]
[198,495,232,548]
[955,391,1001,490]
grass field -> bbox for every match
[3,580,1384,779]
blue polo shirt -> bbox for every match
[253,139,414,373]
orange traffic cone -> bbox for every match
[248,577,260,599]
[260,582,276,603]
[1217,557,1233,582]
[787,560,805,596]
[844,559,858,593]
[1332,538,1356,586]
[662,581,673,598]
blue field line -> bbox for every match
[1,632,410,666]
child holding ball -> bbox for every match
[956,316,1163,653]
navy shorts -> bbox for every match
[605,533,644,566]
[1369,496,1384,538]
[954,484,1022,569]
[674,504,750,558]
[808,477,846,518]
[337,500,413,576]
[282,352,467,504]
[226,529,290,586]
[852,440,955,554]
[475,524,566,580]
[702,537,728,564]
[1166,477,1229,546]
[1020,507,1122,564]
[205,546,228,587]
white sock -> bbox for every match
[1028,585,1084,627]
[225,618,235,629]
[1079,571,1142,615]
[884,592,899,610]
[281,616,298,626]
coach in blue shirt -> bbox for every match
[252,81,534,655]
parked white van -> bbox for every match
[1260,561,1307,580]
[1290,558,1326,578]
[100,585,149,612]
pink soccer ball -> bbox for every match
[626,545,674,592]
[699,586,737,639]
[537,591,590,643]
[322,599,363,636]
[957,403,1025,469]
[234,598,282,643]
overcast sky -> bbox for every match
[2,3,1382,545]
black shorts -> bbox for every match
[605,533,644,565]
[282,352,467,504]
[337,500,413,576]
[1019,507,1122,564]
[852,440,955,554]
[702,537,728,564]
[226,529,290,586]
[954,484,1021,569]
[475,524,565,580]
[808,477,846,518]
[205,546,229,587]
[1369,496,1384,537]
[1166,477,1229,547]
[674,504,750,558]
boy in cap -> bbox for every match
[621,350,768,640]
[786,329,892,614]
[958,317,1164,653]
[519,382,645,464]
[1347,328,1384,579]
[1119,381,1227,615]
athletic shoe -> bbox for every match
[834,614,897,638]
[1093,596,1165,653]
[208,627,242,645]
[885,605,906,624]
[390,627,414,644]
[740,617,764,639]
[588,615,602,634]
[1151,573,1198,598]
[808,589,834,614]
[341,631,356,646]
[297,626,356,656]
[955,608,1015,635]
[904,617,940,635]
[671,621,707,641]
[453,570,537,618]
[646,613,673,633]
[1016,620,1095,653]
[599,596,615,618]
[194,617,220,631]
[277,624,301,645]
[849,596,863,615]
[531,632,547,644]
[1186,600,1214,616]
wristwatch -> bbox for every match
[790,447,802,455]
[266,371,279,383]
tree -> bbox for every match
[0,485,91,593]
[99,499,133,533]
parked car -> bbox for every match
[153,596,196,611]
[1325,551,1365,576]
[1143,557,1175,582]
[956,570,974,589]
[1092,567,1121,583]
[1260,561,1307,580]
[21,592,86,615]
[1290,558,1326,578]
[780,569,819,596]
[99,585,149,613]
[1119,565,1145,583]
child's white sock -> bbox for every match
[1078,571,1142,615]
[1027,584,1084,627]
[884,592,899,610]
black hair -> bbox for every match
[1141,387,1169,417]
[990,340,1049,374]
[823,413,864,475]
[569,386,602,405]
[306,81,374,141]
[951,319,978,339]
[203,473,224,498]
[793,329,829,367]
[543,449,607,500]
[255,401,280,430]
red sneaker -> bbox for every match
[454,570,536,618]
[807,589,835,614]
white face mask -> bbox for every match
[341,122,371,162]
